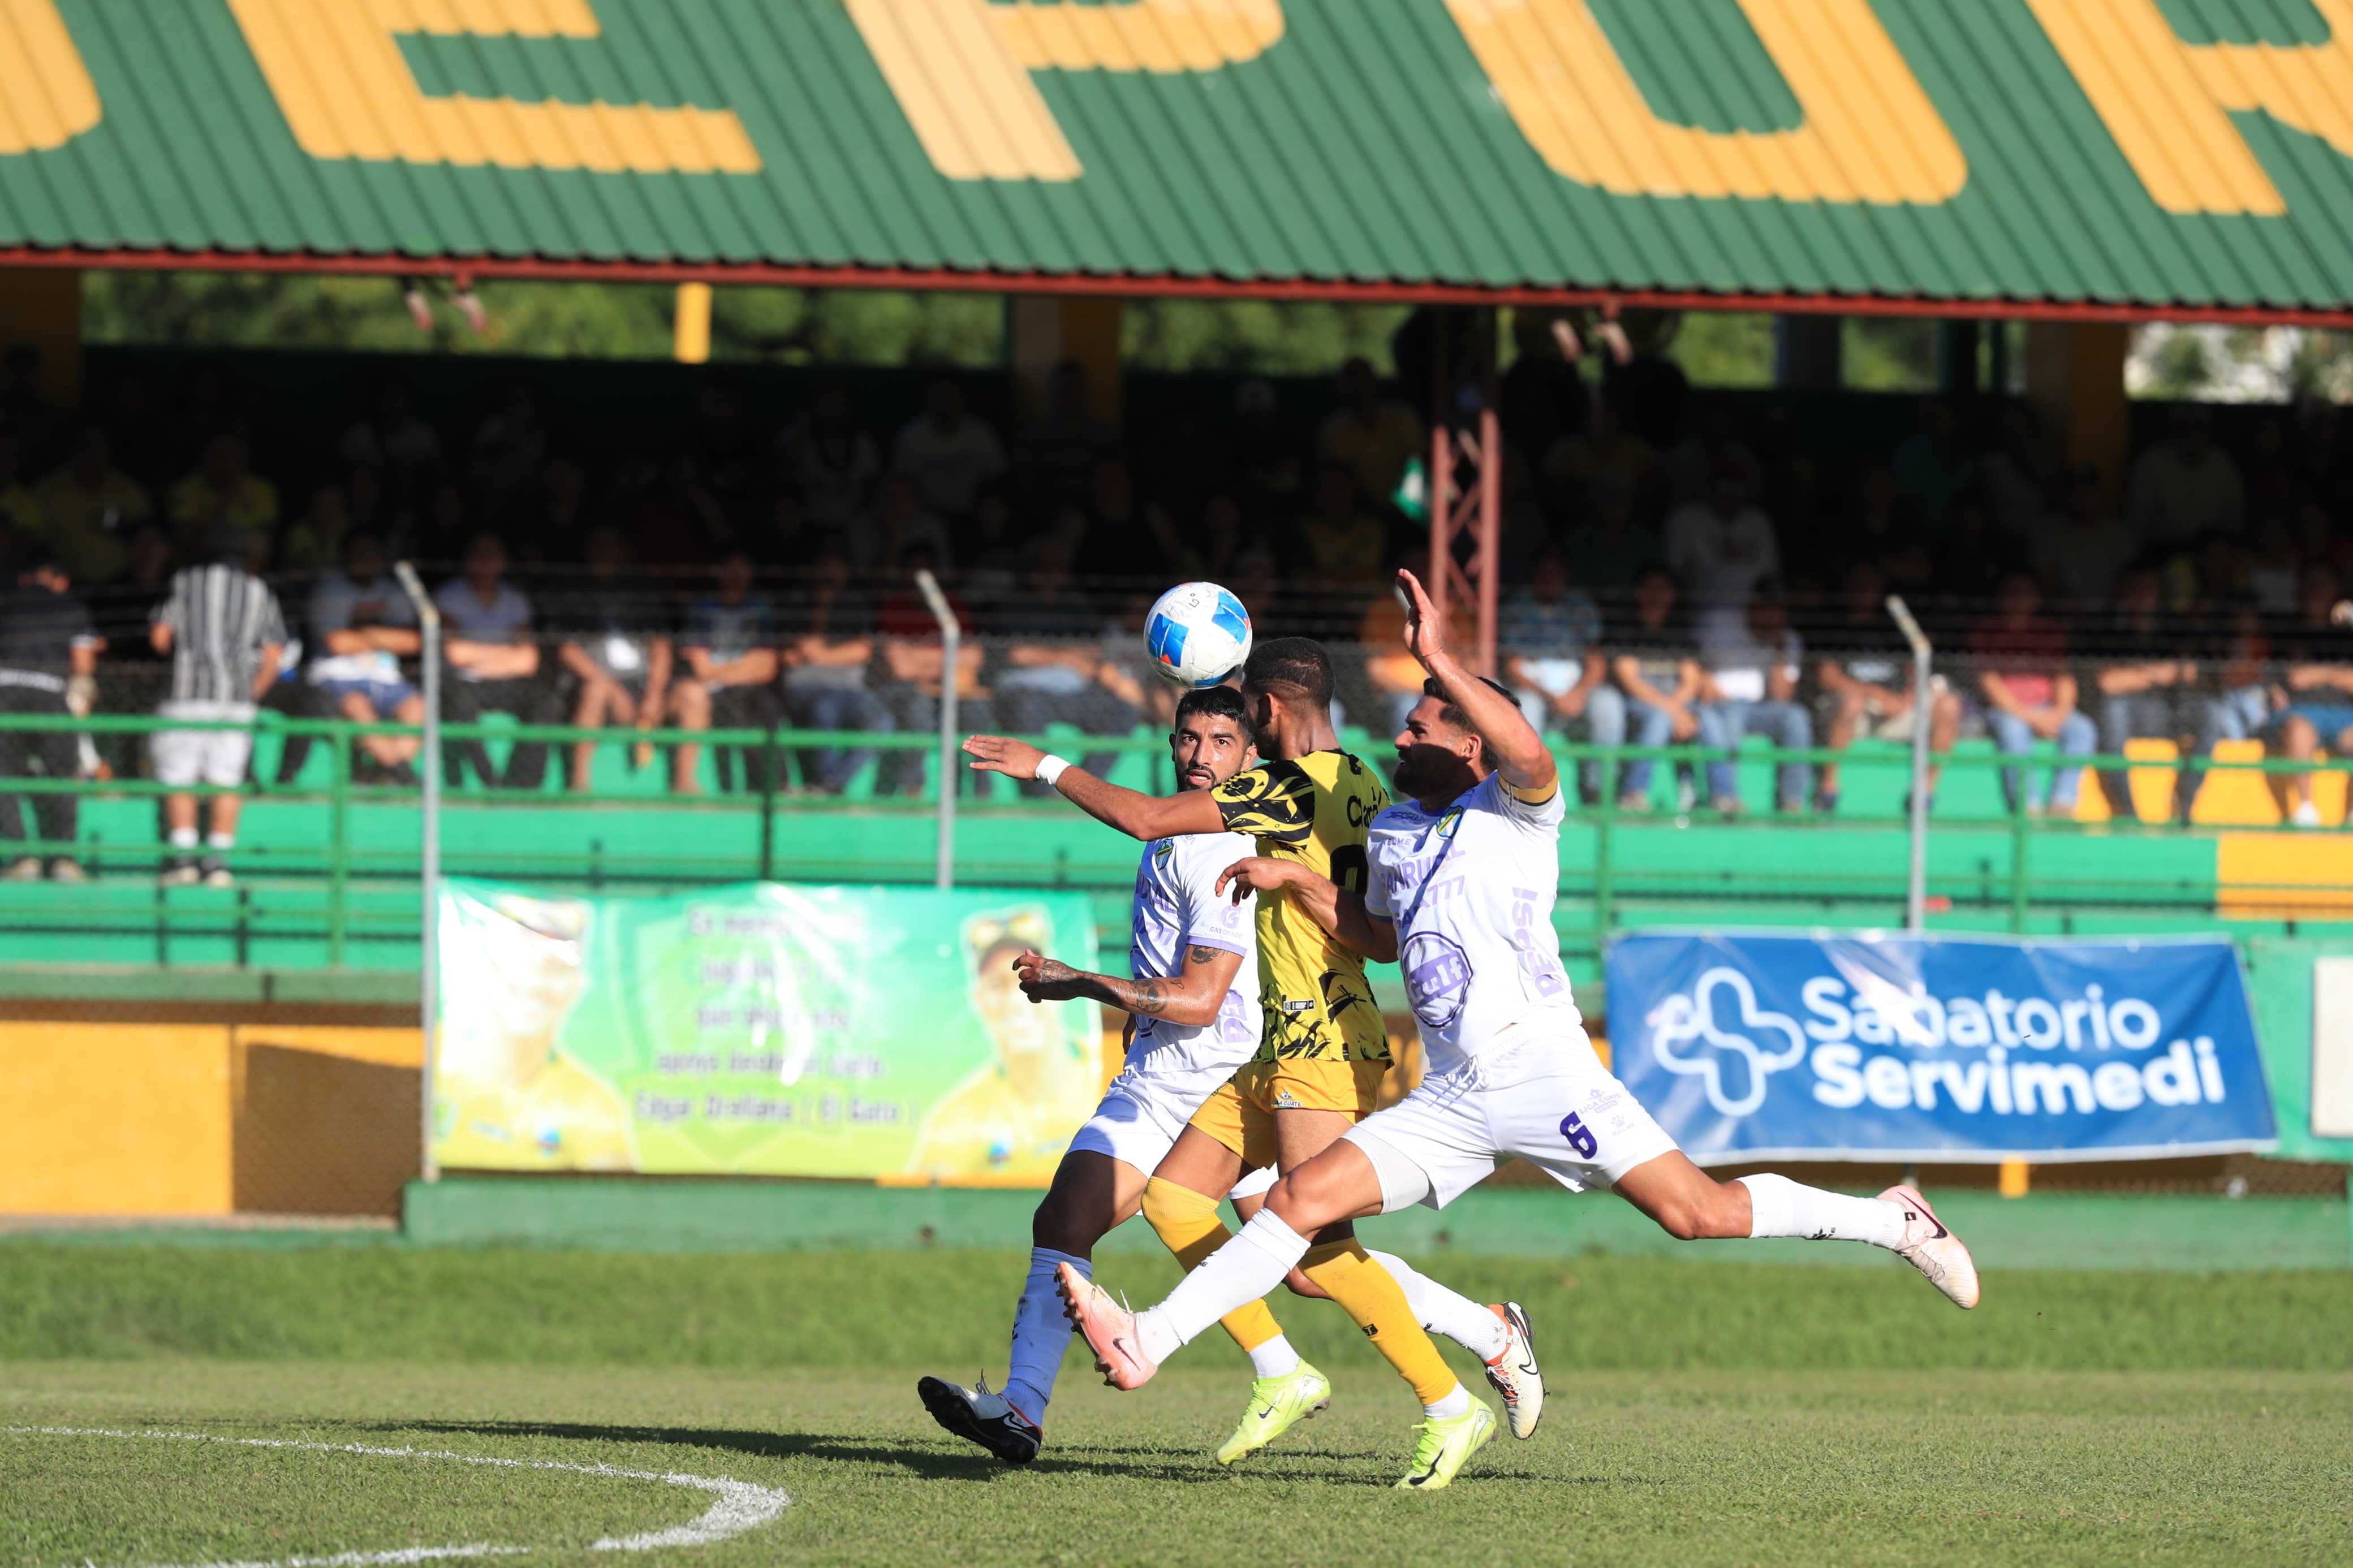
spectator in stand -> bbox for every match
[338,375,444,542]
[990,538,1136,789]
[2130,405,2244,556]
[2266,563,2353,828]
[893,373,1003,523]
[0,344,61,460]
[857,473,953,576]
[1814,561,1959,813]
[1135,400,1227,528]
[280,481,354,574]
[672,548,781,796]
[1318,356,1423,511]
[0,549,97,880]
[515,451,587,565]
[161,360,235,485]
[1698,586,1813,814]
[100,370,171,495]
[1074,458,1174,581]
[2091,564,2207,821]
[686,377,764,516]
[1229,378,1303,512]
[2165,527,2247,614]
[1606,564,1706,811]
[1563,469,1656,597]
[1014,361,1121,516]
[0,426,33,535]
[1929,489,2011,613]
[1662,396,1755,509]
[1362,578,1471,737]
[2038,462,2132,610]
[307,532,425,784]
[1501,550,1621,804]
[149,528,285,887]
[874,541,990,797]
[1298,461,1389,584]
[31,426,148,585]
[777,383,880,538]
[466,379,548,529]
[1892,395,1976,536]
[955,483,1022,602]
[1541,391,1658,522]
[1171,493,1252,584]
[1499,311,1590,469]
[1979,405,2053,545]
[779,546,890,794]
[555,527,677,794]
[2245,513,2302,616]
[435,532,554,792]
[1663,453,1780,640]
[1971,569,2095,816]
[169,430,277,562]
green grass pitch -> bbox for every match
[4,1245,2351,1567]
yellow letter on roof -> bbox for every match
[0,0,101,154]
[1445,0,1966,204]
[843,0,1286,182]
[225,0,759,173]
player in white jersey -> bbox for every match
[919,686,1274,1463]
[1058,569,1981,1491]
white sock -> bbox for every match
[1141,1208,1311,1362]
[1246,1333,1299,1379]
[1367,1250,1507,1362]
[169,828,198,850]
[1424,1384,1472,1421]
[205,831,235,852]
[1003,1246,1086,1424]
[1739,1173,1910,1248]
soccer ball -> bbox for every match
[1144,581,1253,688]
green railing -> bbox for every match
[0,711,2342,971]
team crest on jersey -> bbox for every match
[1436,807,1464,839]
[1153,839,1175,870]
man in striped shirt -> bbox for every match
[148,534,285,887]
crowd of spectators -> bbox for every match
[3,323,2353,883]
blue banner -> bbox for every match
[1606,934,2276,1163]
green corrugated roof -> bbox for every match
[7,0,2353,317]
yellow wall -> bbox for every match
[0,1021,420,1218]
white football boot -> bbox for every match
[1880,1184,1980,1308]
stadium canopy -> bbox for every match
[8,0,2353,322]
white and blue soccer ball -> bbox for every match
[1144,581,1252,688]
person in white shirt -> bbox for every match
[1662,455,1781,640]
[434,532,554,791]
[891,373,1003,520]
[307,530,423,781]
[1697,587,1814,814]
[1054,567,1983,1493]
[2128,406,2244,556]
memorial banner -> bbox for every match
[1606,932,2275,1163]
[430,879,1102,1182]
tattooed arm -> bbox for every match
[1011,943,1246,1030]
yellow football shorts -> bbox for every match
[1186,1055,1393,1170]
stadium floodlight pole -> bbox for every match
[914,568,957,890]
[393,561,442,1183]
[1885,594,1932,934]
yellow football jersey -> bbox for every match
[1210,749,1391,1062]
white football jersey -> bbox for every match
[1126,830,1262,1073]
[1365,771,1580,1073]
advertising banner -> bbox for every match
[1606,933,2275,1163]
[430,879,1103,1182]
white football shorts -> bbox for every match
[1068,1053,1242,1181]
[152,701,257,789]
[1344,1029,1679,1212]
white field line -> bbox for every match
[5,1426,791,1565]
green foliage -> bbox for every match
[2,1243,2347,1370]
[1842,316,1940,392]
[1121,299,1411,374]
[1661,311,1775,387]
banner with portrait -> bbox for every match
[430,879,1103,1182]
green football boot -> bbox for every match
[1394,1397,1498,1491]
[1214,1361,1333,1465]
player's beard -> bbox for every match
[1392,742,1470,804]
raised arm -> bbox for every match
[1217,856,1396,963]
[1011,943,1243,1029]
[962,734,1224,840]
[1396,568,1557,798]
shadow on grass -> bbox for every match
[360,1418,1406,1485]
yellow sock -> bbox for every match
[1141,1175,1285,1353]
[1300,1239,1460,1407]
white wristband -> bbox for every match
[1034,753,1072,788]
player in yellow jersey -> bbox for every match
[964,637,1543,1460]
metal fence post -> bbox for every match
[1886,595,1933,933]
[914,569,958,891]
[327,725,348,966]
[394,563,442,1184]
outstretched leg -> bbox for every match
[1613,1151,1979,1306]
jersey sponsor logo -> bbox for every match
[1402,931,1473,1029]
